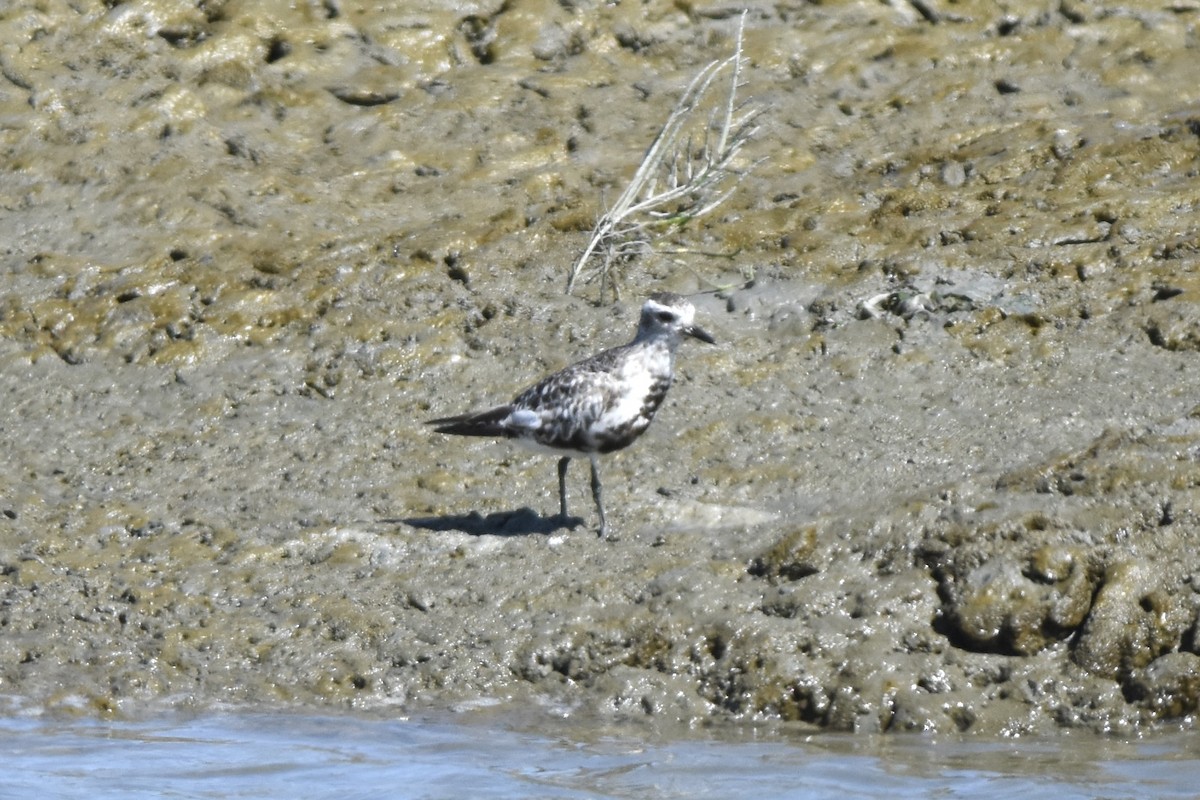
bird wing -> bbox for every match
[508,348,631,449]
[427,345,631,447]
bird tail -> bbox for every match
[426,405,515,437]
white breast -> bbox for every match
[594,346,672,434]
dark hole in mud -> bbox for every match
[265,37,291,63]
[458,16,496,65]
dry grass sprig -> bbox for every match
[564,12,763,300]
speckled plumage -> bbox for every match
[427,293,715,538]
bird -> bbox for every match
[426,292,715,539]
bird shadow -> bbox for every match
[390,507,586,537]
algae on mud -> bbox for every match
[2,0,1200,734]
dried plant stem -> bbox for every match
[565,11,762,300]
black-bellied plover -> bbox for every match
[427,292,715,538]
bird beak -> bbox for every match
[686,324,716,344]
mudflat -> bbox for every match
[2,1,1200,734]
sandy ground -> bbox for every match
[2,0,1200,734]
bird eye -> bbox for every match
[656,311,674,323]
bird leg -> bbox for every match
[557,456,571,519]
[588,454,607,538]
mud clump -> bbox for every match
[924,537,1101,657]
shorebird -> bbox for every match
[426,292,715,538]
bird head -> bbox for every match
[637,293,716,345]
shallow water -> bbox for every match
[1,712,1197,799]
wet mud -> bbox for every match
[2,0,1200,734]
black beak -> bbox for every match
[686,324,716,345]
